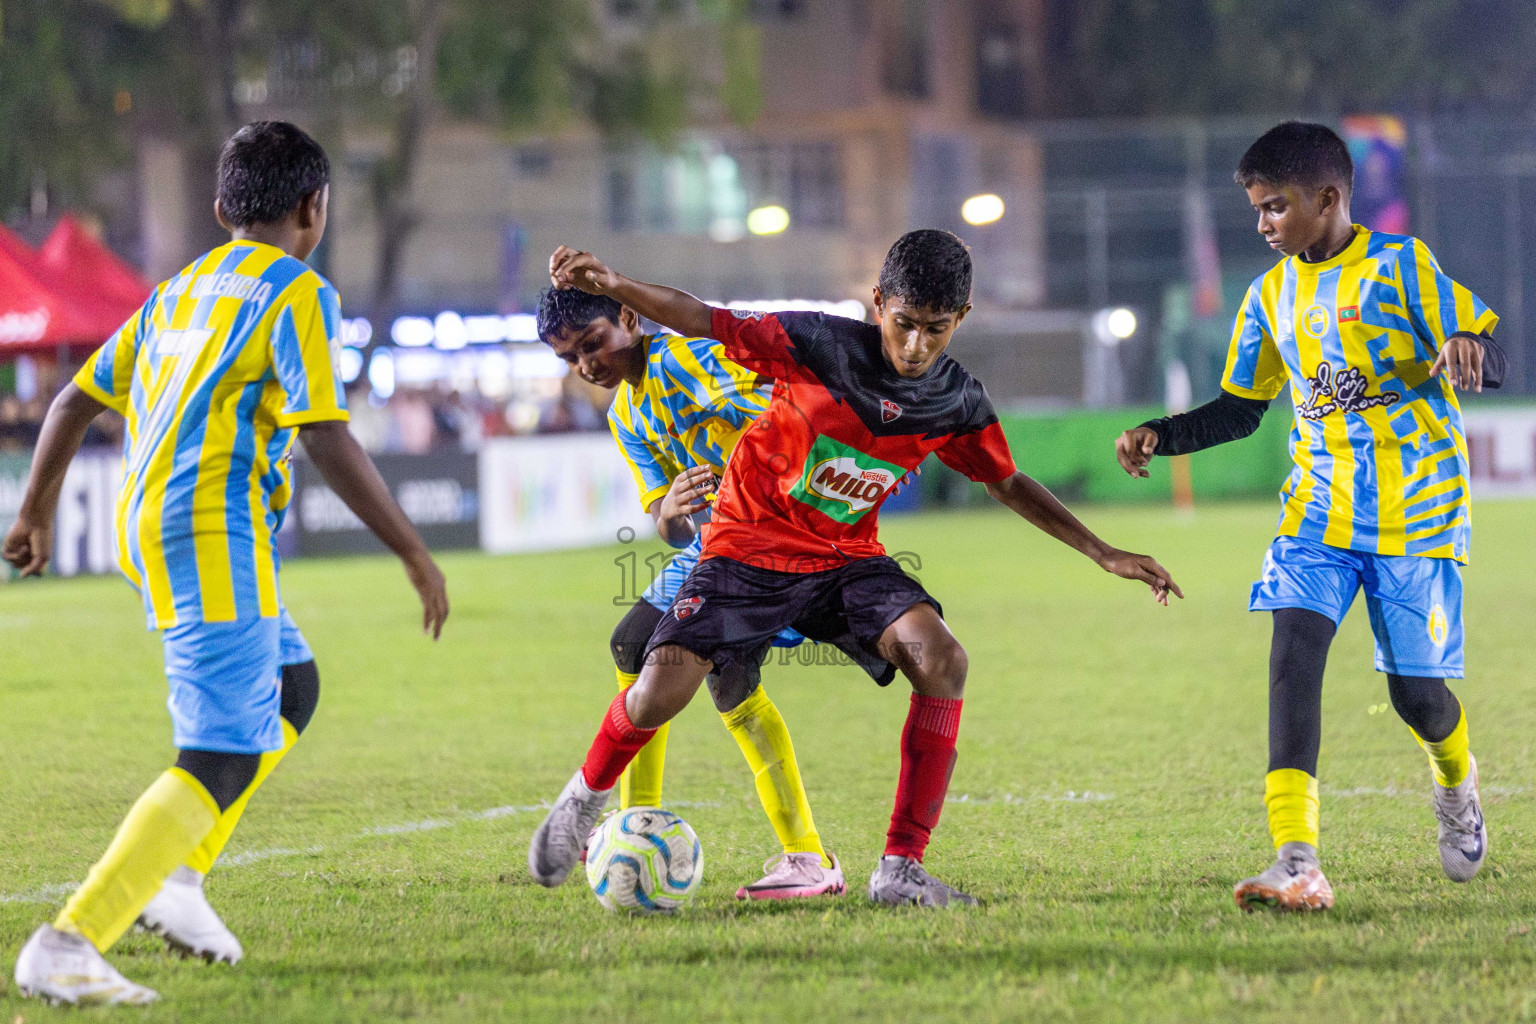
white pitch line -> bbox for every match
[0,798,727,906]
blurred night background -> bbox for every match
[4,0,1536,563]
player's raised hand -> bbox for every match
[1096,548,1184,606]
[1429,334,1485,392]
[1,513,52,578]
[550,246,621,297]
[1115,426,1159,478]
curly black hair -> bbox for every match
[216,121,329,228]
[877,229,973,313]
[1236,121,1354,194]
[535,287,625,344]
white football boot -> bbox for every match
[138,866,244,964]
[528,769,612,887]
[1233,841,1334,912]
[1432,754,1488,882]
[868,855,977,908]
[14,924,159,1006]
[736,852,847,901]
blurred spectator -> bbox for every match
[393,390,436,454]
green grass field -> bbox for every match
[2,500,1534,1022]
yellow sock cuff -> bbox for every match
[1264,769,1320,851]
[616,668,639,690]
[720,684,773,731]
[1414,702,1470,788]
[185,718,300,875]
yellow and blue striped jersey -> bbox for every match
[1222,224,1497,562]
[74,240,349,628]
[608,333,771,511]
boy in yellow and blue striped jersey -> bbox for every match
[536,288,846,901]
[1116,121,1508,913]
[4,122,449,1006]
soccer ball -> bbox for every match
[584,806,703,914]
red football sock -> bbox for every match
[581,691,658,791]
[885,694,963,861]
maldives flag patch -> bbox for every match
[1339,305,1360,322]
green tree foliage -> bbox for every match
[0,0,123,221]
[1046,0,1536,116]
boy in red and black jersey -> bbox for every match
[528,230,1183,907]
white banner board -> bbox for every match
[1464,406,1536,499]
[478,435,655,554]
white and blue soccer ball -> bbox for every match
[585,806,703,914]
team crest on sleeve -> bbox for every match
[673,596,704,620]
[729,309,767,321]
[880,399,902,423]
[1299,362,1401,420]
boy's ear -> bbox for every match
[1318,183,1344,217]
[619,305,640,332]
[296,188,324,230]
[214,199,233,233]
[872,285,885,319]
[951,303,973,328]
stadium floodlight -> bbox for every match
[961,193,1005,226]
[1091,306,1138,347]
[367,348,396,398]
[747,205,790,236]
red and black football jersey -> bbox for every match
[701,307,1016,572]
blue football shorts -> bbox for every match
[1249,535,1464,678]
[644,534,804,649]
[161,607,313,754]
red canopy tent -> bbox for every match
[40,215,153,315]
[0,218,151,353]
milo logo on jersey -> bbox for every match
[790,434,905,524]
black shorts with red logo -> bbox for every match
[643,554,941,685]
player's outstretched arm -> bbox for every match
[984,470,1183,606]
[299,421,449,639]
[1,383,107,577]
[1115,391,1271,478]
[549,245,714,339]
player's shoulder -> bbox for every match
[1361,229,1423,265]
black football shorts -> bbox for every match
[643,554,941,685]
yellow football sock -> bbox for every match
[616,668,668,808]
[55,768,219,952]
[721,686,829,867]
[1264,768,1320,851]
[1414,701,1471,788]
[184,718,299,875]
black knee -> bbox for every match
[1267,608,1336,775]
[611,601,665,675]
[1388,673,1461,742]
[175,749,261,812]
[706,658,761,713]
[280,660,321,735]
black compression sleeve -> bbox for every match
[1140,390,1271,457]
[1457,332,1508,390]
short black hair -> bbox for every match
[216,121,330,228]
[1236,121,1353,194]
[536,287,625,344]
[877,229,972,313]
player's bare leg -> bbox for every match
[868,604,977,908]
[529,645,711,887]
